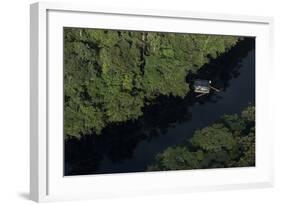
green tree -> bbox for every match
[235,127,255,166]
[64,28,240,138]
[148,106,255,171]
[147,147,203,171]
[191,124,236,153]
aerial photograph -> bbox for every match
[63,27,255,176]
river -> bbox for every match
[64,37,255,176]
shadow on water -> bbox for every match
[65,37,255,176]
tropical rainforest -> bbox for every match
[64,28,240,138]
[64,28,255,175]
[147,106,255,171]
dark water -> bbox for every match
[65,38,255,176]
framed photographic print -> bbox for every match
[30,2,274,202]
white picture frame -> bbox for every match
[30,1,274,202]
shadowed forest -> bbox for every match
[63,28,255,175]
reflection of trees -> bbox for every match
[187,38,255,104]
[64,97,193,175]
[64,38,255,176]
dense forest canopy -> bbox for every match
[147,106,255,170]
[64,28,240,138]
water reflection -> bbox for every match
[65,38,255,175]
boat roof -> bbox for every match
[194,80,209,87]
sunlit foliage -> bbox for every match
[64,28,239,138]
[148,106,255,170]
